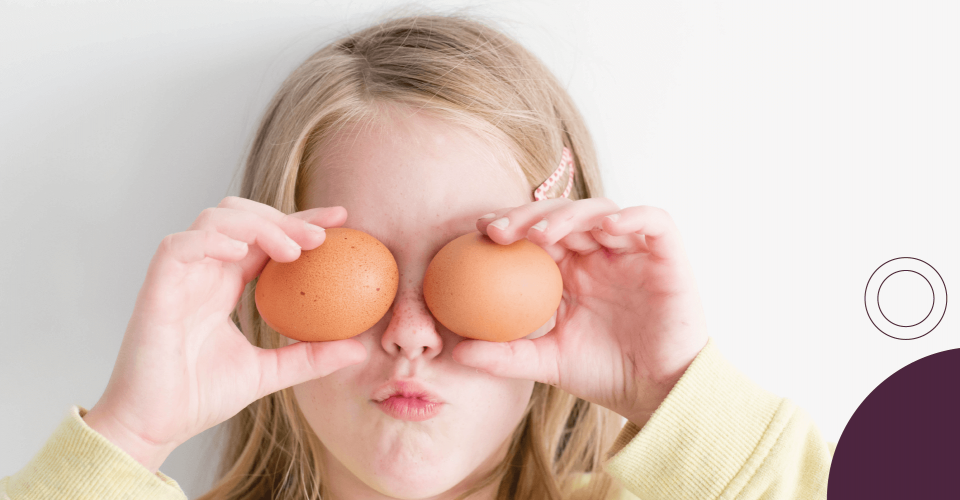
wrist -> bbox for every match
[623,338,707,428]
[623,365,689,429]
[626,410,655,429]
[622,387,671,430]
[82,405,177,474]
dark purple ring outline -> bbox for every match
[864,257,947,340]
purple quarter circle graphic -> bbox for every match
[828,348,960,498]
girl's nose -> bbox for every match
[380,286,443,360]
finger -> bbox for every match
[212,199,348,283]
[475,211,500,232]
[452,335,561,386]
[190,207,324,265]
[600,206,684,260]
[146,230,250,297]
[477,204,572,260]
[254,338,368,399]
[523,197,621,246]
[289,205,349,232]
[555,231,603,255]
[475,206,520,235]
[158,230,249,266]
[208,196,340,250]
[483,197,619,247]
[476,199,569,243]
[215,196,347,229]
[590,224,650,254]
[537,242,568,262]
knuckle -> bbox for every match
[254,350,270,398]
[196,207,217,225]
[158,233,176,252]
[305,347,323,376]
[641,205,666,217]
[217,196,242,208]
[201,228,220,245]
[279,213,300,229]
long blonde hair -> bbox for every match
[198,14,625,500]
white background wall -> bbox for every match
[2,0,957,497]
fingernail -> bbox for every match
[479,213,496,220]
[305,223,325,237]
[605,213,620,222]
[489,217,510,230]
[531,219,548,232]
[285,234,300,250]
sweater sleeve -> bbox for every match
[602,337,835,500]
[1,405,187,500]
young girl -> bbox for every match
[2,14,834,500]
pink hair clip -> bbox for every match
[533,147,575,201]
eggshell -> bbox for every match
[423,231,562,342]
[255,227,399,342]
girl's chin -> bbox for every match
[372,482,451,500]
[362,467,463,500]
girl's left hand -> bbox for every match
[451,197,709,427]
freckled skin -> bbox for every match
[289,110,555,500]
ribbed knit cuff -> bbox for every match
[602,337,788,499]
[6,405,186,500]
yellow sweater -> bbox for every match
[1,337,835,499]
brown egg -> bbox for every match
[255,227,399,342]
[423,231,563,342]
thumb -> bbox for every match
[452,336,561,386]
[255,339,368,398]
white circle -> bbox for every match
[877,270,934,327]
[865,257,947,340]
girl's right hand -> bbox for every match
[82,196,369,474]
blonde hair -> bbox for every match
[198,14,624,500]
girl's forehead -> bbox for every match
[302,112,531,227]
[317,110,523,177]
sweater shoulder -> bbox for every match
[1,405,186,500]
[601,337,834,499]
